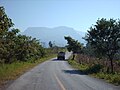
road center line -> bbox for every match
[54,73,66,90]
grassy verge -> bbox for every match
[68,59,120,85]
[93,73,120,85]
[0,54,56,86]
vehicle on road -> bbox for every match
[57,51,65,60]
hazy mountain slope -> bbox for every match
[21,26,85,47]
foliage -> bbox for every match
[0,6,45,63]
[94,73,120,85]
[84,18,120,73]
[64,36,84,60]
[82,43,95,57]
[68,59,103,74]
[68,59,89,71]
[87,64,103,74]
[64,36,83,53]
[68,59,120,85]
[48,41,53,48]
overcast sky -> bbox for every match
[0,0,120,32]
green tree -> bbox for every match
[0,6,14,37]
[4,29,20,63]
[84,18,120,73]
[64,36,83,60]
[0,6,14,63]
[49,41,53,48]
[82,43,95,57]
[15,35,45,62]
[0,6,45,63]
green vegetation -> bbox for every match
[84,18,120,73]
[0,6,64,87]
[1,5,120,87]
[49,41,53,48]
[66,18,120,85]
[64,36,83,60]
[0,6,45,64]
[68,59,103,74]
[0,54,56,86]
[68,59,120,85]
[68,59,89,71]
[64,36,83,54]
[93,73,120,85]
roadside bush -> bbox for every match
[95,73,120,85]
[110,74,120,85]
[87,64,103,74]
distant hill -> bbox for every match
[21,26,86,47]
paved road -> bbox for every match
[7,52,120,90]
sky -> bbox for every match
[0,0,120,32]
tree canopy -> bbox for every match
[64,36,83,53]
[0,6,45,63]
[84,18,120,72]
[48,41,53,48]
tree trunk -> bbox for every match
[110,58,114,73]
[72,53,75,60]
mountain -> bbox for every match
[21,26,86,47]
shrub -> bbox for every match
[86,64,103,74]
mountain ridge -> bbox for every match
[21,26,86,47]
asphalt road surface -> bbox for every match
[7,52,120,90]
